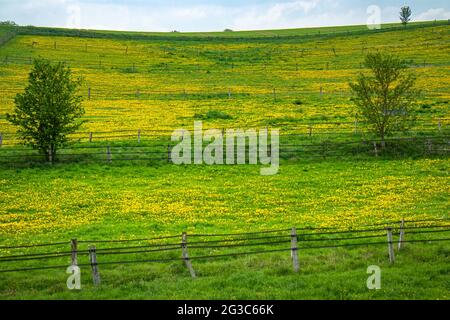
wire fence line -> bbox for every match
[5,29,450,57]
[1,217,447,251]
[0,135,448,165]
[1,117,448,134]
[0,87,449,102]
[13,19,449,42]
[0,218,448,281]
[0,31,16,48]
[2,21,449,63]
[0,117,448,143]
[2,53,450,74]
[1,131,448,144]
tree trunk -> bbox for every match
[47,147,53,163]
[47,144,56,163]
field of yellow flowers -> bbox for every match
[0,23,449,138]
[0,159,449,299]
[0,159,448,239]
[0,22,449,299]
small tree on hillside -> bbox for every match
[7,59,84,162]
[349,53,420,148]
[400,6,412,26]
[0,21,18,27]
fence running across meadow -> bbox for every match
[0,218,448,285]
[0,87,449,102]
[0,134,448,164]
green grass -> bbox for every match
[0,159,448,299]
[0,21,449,299]
[1,244,449,300]
[13,20,450,40]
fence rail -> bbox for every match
[0,218,448,283]
[0,135,448,165]
[0,117,448,139]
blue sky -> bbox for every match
[0,0,449,32]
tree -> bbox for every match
[7,59,84,162]
[400,6,412,26]
[0,21,18,27]
[349,53,419,148]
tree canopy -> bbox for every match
[7,59,84,162]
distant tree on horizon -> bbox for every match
[0,21,18,27]
[400,6,412,26]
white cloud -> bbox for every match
[416,8,450,21]
[231,0,323,30]
[1,1,449,32]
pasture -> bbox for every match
[0,21,449,299]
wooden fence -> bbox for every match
[0,218,448,285]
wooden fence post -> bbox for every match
[0,133,2,147]
[386,228,395,263]
[48,148,53,164]
[138,129,141,143]
[88,245,101,286]
[106,146,112,163]
[88,87,91,100]
[373,142,378,157]
[320,86,323,98]
[181,232,196,278]
[308,126,312,137]
[273,88,276,100]
[438,119,441,132]
[354,119,358,135]
[427,139,433,154]
[89,132,93,143]
[291,227,299,272]
[321,141,327,159]
[228,88,231,99]
[71,239,78,266]
[398,219,405,251]
[167,144,172,163]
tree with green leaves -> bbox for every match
[349,53,420,148]
[400,6,412,26]
[0,21,18,27]
[7,59,84,162]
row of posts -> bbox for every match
[0,122,444,150]
[83,87,333,100]
[70,221,406,286]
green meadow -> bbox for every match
[0,21,449,299]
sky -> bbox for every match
[0,0,449,32]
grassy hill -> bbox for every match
[0,21,449,299]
